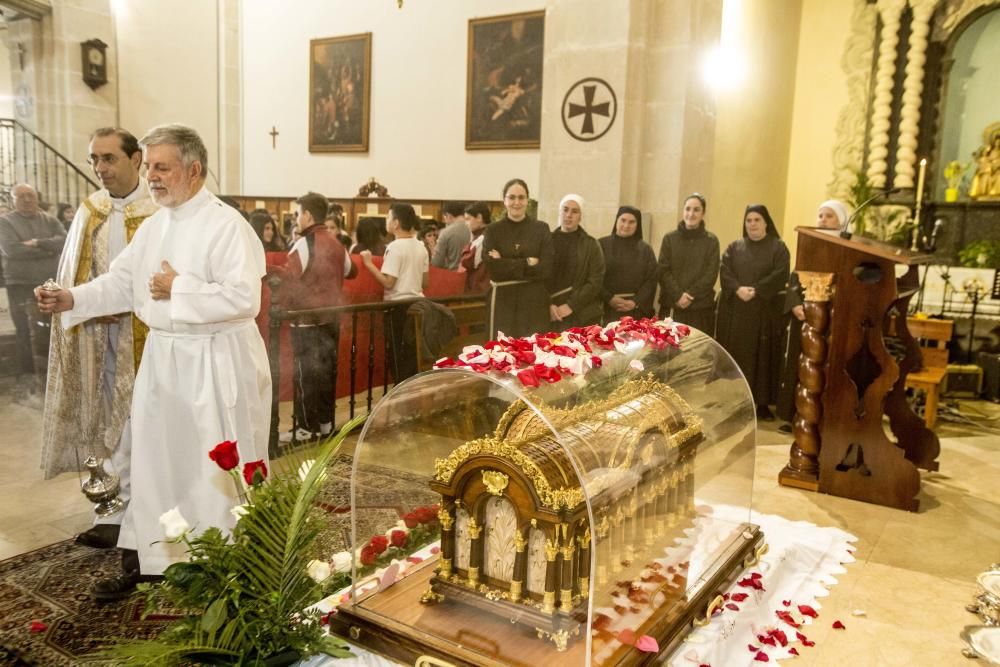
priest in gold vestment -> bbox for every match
[40,128,157,548]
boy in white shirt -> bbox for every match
[360,203,429,379]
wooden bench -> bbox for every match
[903,317,954,429]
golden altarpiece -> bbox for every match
[330,329,765,666]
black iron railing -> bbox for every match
[265,282,486,456]
[0,118,99,207]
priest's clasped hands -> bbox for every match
[149,261,178,300]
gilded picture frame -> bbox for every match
[465,10,545,150]
[309,33,372,153]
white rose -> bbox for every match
[331,551,352,573]
[307,559,332,583]
[230,504,249,521]
[159,507,190,540]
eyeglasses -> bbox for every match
[87,154,121,166]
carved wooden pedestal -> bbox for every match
[779,271,834,491]
[777,228,940,511]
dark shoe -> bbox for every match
[778,422,793,434]
[75,523,121,549]
[93,570,140,602]
[756,405,775,422]
[92,570,163,602]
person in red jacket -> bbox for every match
[271,191,356,442]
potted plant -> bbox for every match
[100,415,367,666]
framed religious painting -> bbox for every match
[465,10,545,150]
[309,33,371,153]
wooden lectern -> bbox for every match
[778,228,940,511]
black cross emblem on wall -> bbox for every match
[567,85,610,135]
[561,77,618,142]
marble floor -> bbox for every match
[0,376,997,666]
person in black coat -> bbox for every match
[599,206,658,322]
[483,178,553,337]
[657,193,720,335]
[716,204,790,421]
[548,194,605,329]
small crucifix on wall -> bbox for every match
[269,126,279,149]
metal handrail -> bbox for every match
[265,283,487,455]
[0,118,100,207]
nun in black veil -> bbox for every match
[598,206,658,323]
[716,204,790,420]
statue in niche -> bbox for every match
[970,123,1000,200]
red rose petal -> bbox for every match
[789,647,799,655]
[832,620,845,629]
[769,628,788,647]
[725,603,740,611]
[776,610,801,628]
[795,631,815,647]
[430,546,440,554]
[748,644,759,652]
[797,604,818,618]
[754,651,770,662]
[782,599,791,607]
[730,592,749,602]
[750,572,763,580]
[699,664,712,667]
[29,620,47,633]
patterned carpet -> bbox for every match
[0,454,435,666]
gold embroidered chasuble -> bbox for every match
[40,182,157,479]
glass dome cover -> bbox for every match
[331,321,761,666]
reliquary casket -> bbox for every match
[332,328,765,666]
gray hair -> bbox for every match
[139,123,208,176]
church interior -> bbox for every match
[0,0,999,665]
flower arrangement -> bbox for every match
[100,414,367,666]
[943,160,969,190]
[433,317,690,388]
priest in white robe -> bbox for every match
[37,124,271,600]
[41,128,157,551]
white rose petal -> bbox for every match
[629,359,645,372]
[332,551,352,573]
[159,507,190,540]
[307,559,332,583]
[230,504,249,521]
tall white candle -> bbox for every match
[916,158,927,208]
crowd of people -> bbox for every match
[232,176,849,426]
[0,121,853,604]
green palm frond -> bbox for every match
[100,414,365,665]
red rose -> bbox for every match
[360,545,376,566]
[414,506,437,524]
[242,460,268,485]
[402,512,419,529]
[208,440,240,471]
[390,530,408,548]
[369,535,389,554]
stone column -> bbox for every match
[866,0,907,188]
[893,0,938,188]
[779,271,835,491]
[537,0,722,254]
